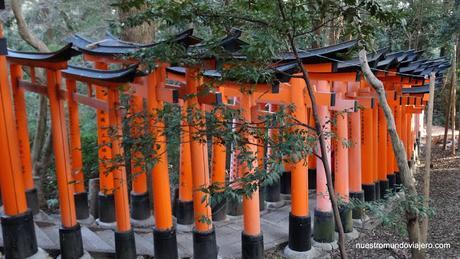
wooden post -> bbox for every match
[421,73,436,244]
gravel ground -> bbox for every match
[266,143,459,258]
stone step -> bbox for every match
[81,226,113,254]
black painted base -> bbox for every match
[280,171,291,194]
[349,191,365,219]
[337,205,353,233]
[362,184,376,202]
[1,210,38,259]
[313,210,334,243]
[130,192,151,221]
[288,213,311,252]
[25,188,40,215]
[193,228,218,259]
[98,193,115,223]
[308,169,316,190]
[265,179,281,202]
[154,228,178,259]
[212,196,227,222]
[375,181,381,200]
[176,200,194,225]
[227,197,243,216]
[115,230,136,259]
[379,180,390,199]
[74,192,90,220]
[395,171,402,192]
[387,174,396,193]
[259,186,266,211]
[408,160,414,168]
[59,224,84,259]
[242,232,264,259]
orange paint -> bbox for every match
[94,62,114,195]
[361,108,373,185]
[316,80,332,212]
[185,67,213,232]
[47,70,77,228]
[378,108,387,181]
[372,106,378,185]
[107,87,131,232]
[240,94,261,236]
[129,95,148,195]
[348,110,361,192]
[0,55,28,216]
[290,78,309,217]
[179,104,193,202]
[66,79,86,194]
[147,71,174,231]
[9,64,34,191]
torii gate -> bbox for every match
[6,44,88,259]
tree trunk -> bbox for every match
[451,43,457,155]
[119,0,156,44]
[359,50,424,259]
[420,73,436,246]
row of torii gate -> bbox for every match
[0,26,449,259]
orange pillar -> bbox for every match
[361,107,375,201]
[387,105,396,192]
[9,64,38,214]
[185,67,217,258]
[313,80,334,243]
[395,105,403,186]
[128,95,151,223]
[240,94,264,258]
[94,62,115,225]
[378,108,389,198]
[147,69,178,258]
[287,77,311,252]
[66,78,91,220]
[349,108,364,218]
[176,102,194,225]
[308,108,317,190]
[47,70,85,258]
[372,106,380,200]
[211,105,228,221]
[107,85,137,258]
[0,27,38,257]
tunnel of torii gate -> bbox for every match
[0,25,450,259]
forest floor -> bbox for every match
[266,141,460,258]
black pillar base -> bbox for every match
[313,210,334,243]
[336,205,353,233]
[265,179,281,202]
[227,198,243,216]
[387,174,396,193]
[130,192,151,221]
[349,191,365,219]
[375,181,381,200]
[115,230,136,259]
[362,184,376,202]
[379,180,390,199]
[280,171,291,195]
[74,192,90,220]
[25,188,40,215]
[1,210,38,259]
[98,193,115,223]
[408,160,414,168]
[212,196,227,222]
[242,232,264,259]
[193,228,218,259]
[288,213,311,252]
[154,228,178,259]
[176,200,194,225]
[308,169,316,190]
[259,186,266,211]
[59,224,84,259]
